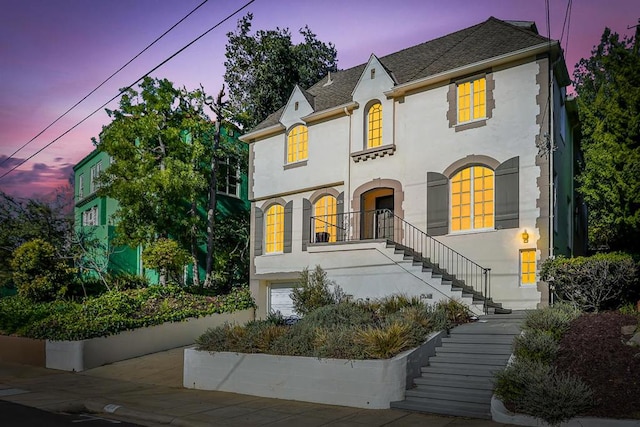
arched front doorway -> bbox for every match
[361,188,394,239]
[351,178,404,241]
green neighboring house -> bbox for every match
[73,126,250,284]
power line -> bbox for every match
[0,0,256,183]
[0,0,210,168]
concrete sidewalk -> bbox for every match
[0,347,514,426]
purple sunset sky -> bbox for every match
[0,0,636,199]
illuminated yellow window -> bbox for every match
[457,77,486,123]
[521,249,536,284]
[287,125,308,163]
[451,166,494,231]
[367,103,382,148]
[265,204,284,253]
[314,195,337,242]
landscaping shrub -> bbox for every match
[10,239,74,302]
[302,302,374,329]
[356,321,413,359]
[313,326,367,359]
[436,298,472,327]
[513,329,559,364]
[3,286,255,340]
[108,273,150,291]
[141,238,190,285]
[196,293,469,360]
[494,358,593,425]
[522,302,580,340]
[290,265,344,315]
[494,358,552,406]
[540,253,638,311]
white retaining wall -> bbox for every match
[183,331,444,409]
[46,309,254,372]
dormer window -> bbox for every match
[287,125,308,163]
[366,102,382,148]
[458,77,486,123]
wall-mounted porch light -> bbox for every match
[521,229,530,244]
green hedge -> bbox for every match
[0,286,255,340]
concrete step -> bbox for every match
[414,372,494,390]
[391,397,491,419]
[437,343,513,355]
[442,335,515,345]
[406,385,493,405]
[429,352,510,366]
[421,364,498,378]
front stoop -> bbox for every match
[391,312,526,419]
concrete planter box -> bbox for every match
[0,335,46,366]
[46,309,254,372]
[184,330,444,409]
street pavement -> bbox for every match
[0,346,515,426]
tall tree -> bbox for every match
[97,77,212,282]
[224,13,338,130]
[0,189,73,288]
[574,27,640,251]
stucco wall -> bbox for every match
[250,56,554,312]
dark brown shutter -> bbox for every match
[284,201,293,253]
[495,156,519,229]
[302,199,311,251]
[336,192,345,242]
[427,172,449,236]
[254,206,263,256]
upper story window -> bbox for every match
[217,157,240,197]
[287,125,308,163]
[367,102,382,148]
[314,195,337,243]
[520,249,536,285]
[90,161,102,194]
[78,174,85,199]
[265,204,284,253]
[457,77,486,123]
[451,166,494,232]
[82,206,98,226]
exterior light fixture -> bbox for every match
[522,229,529,244]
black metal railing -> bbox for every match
[310,209,492,313]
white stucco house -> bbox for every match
[240,17,586,317]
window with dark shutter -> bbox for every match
[495,156,519,229]
[336,192,345,242]
[427,172,449,236]
[284,201,293,253]
[254,206,263,256]
[302,199,311,251]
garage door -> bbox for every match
[269,283,297,317]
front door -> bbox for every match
[375,195,394,239]
[360,188,394,239]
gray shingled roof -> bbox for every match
[251,17,550,132]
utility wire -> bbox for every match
[0,0,256,182]
[0,0,210,168]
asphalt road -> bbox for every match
[0,400,142,426]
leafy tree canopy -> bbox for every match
[0,189,73,288]
[224,13,338,130]
[574,28,640,251]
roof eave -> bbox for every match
[302,101,359,124]
[384,42,561,98]
[239,123,286,143]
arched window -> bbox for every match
[265,204,284,253]
[314,195,337,242]
[287,125,308,163]
[451,166,494,231]
[367,103,382,148]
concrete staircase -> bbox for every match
[385,242,507,315]
[391,312,525,419]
